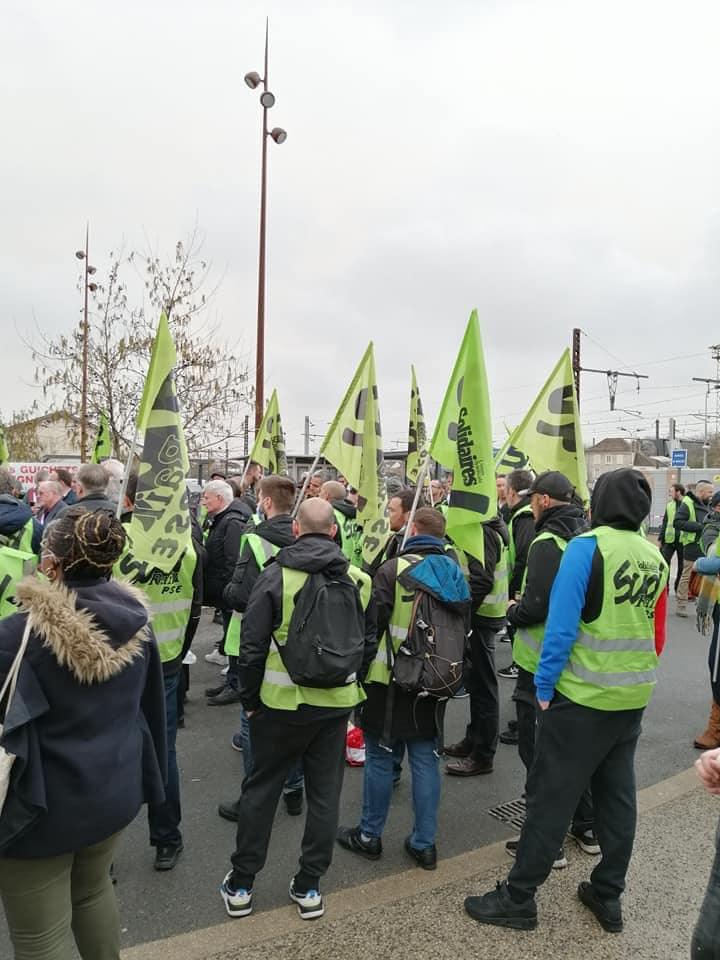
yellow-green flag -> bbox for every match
[248,389,287,475]
[125,314,192,573]
[505,349,589,502]
[429,310,496,561]
[0,427,9,467]
[321,343,389,567]
[91,412,112,463]
[494,431,530,473]
[406,365,428,484]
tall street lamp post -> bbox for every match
[75,224,97,462]
[245,19,287,430]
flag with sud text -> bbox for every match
[406,365,428,484]
[321,342,389,567]
[429,309,496,561]
[119,313,192,575]
[494,428,530,473]
[248,388,287,475]
[91,411,112,463]
[503,349,589,503]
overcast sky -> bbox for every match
[3,0,720,459]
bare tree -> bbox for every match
[28,231,251,457]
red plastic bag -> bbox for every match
[345,723,365,766]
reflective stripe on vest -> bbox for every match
[512,531,567,675]
[477,540,509,619]
[679,496,697,546]
[115,548,197,664]
[0,546,37,619]
[259,564,371,711]
[224,535,280,657]
[555,526,668,711]
[663,500,677,545]
[365,556,420,686]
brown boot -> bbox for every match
[693,701,720,749]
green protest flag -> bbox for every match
[321,343,389,567]
[406,365,428,484]
[429,310,496,561]
[248,389,287,475]
[123,314,192,574]
[0,426,9,467]
[505,349,589,502]
[90,412,112,463]
[494,430,530,473]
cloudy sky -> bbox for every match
[3,0,720,459]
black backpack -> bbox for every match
[388,560,469,699]
[277,571,366,689]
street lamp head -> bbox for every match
[259,90,275,108]
[87,265,97,275]
[244,71,262,89]
[75,250,86,260]
[87,282,98,292]
[269,127,287,144]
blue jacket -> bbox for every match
[0,495,41,554]
[0,576,166,857]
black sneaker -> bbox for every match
[499,724,519,746]
[577,881,623,933]
[568,827,601,855]
[497,663,519,680]
[154,843,183,871]
[205,682,227,698]
[336,825,382,860]
[289,879,325,920]
[464,881,537,930]
[284,789,304,817]
[207,686,242,706]
[505,837,567,870]
[404,835,437,870]
[218,800,241,822]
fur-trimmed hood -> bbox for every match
[14,577,151,685]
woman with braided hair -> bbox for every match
[0,506,167,960]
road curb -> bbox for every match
[122,765,702,960]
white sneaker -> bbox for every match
[220,872,253,918]
[221,664,229,676]
[289,879,325,920]
[505,837,567,870]
[205,649,228,666]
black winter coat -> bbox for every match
[674,492,710,562]
[75,491,116,515]
[507,497,535,598]
[203,501,249,608]
[223,514,295,613]
[0,576,166,858]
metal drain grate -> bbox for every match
[487,797,526,831]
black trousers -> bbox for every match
[230,710,347,887]
[464,624,499,763]
[508,693,643,902]
[692,818,720,958]
[660,540,684,593]
[513,666,594,829]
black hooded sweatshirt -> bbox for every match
[507,503,587,630]
[223,513,295,612]
[237,534,378,722]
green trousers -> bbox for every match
[0,832,122,960]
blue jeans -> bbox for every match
[240,707,304,794]
[361,733,440,850]
[148,672,182,847]
[692,818,720,957]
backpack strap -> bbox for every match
[379,590,422,751]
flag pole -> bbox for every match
[292,452,322,518]
[400,456,431,551]
[116,428,139,519]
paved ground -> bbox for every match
[0,598,716,958]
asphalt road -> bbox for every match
[0,599,713,955]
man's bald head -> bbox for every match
[296,498,336,536]
[320,480,346,503]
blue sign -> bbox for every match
[671,449,688,468]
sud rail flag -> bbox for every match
[429,310,496,561]
[122,313,192,574]
[504,349,589,503]
[406,365,428,485]
[91,412,112,463]
[248,388,287,475]
[321,342,389,567]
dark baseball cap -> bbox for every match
[528,471,575,503]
